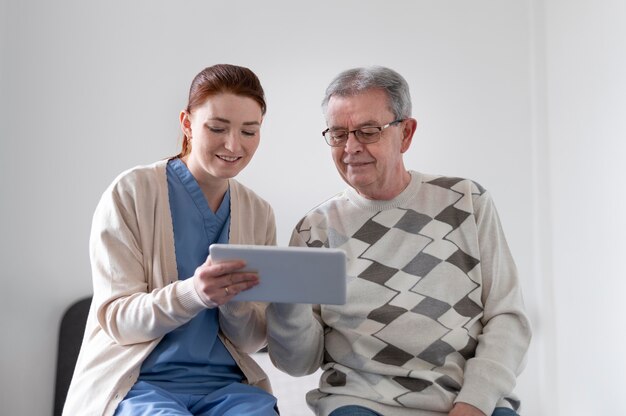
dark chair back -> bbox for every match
[53,296,92,416]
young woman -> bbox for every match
[64,64,280,416]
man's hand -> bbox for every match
[449,402,486,416]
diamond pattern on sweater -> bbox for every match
[359,261,398,285]
[457,336,478,360]
[427,176,486,196]
[393,376,432,392]
[435,374,461,393]
[402,252,442,277]
[364,227,432,270]
[412,262,479,306]
[418,339,456,366]
[426,176,466,190]
[411,297,451,320]
[353,218,390,244]
[446,249,480,274]
[372,344,414,366]
[298,175,491,409]
[344,183,482,381]
[453,295,482,318]
[376,312,449,357]
[395,210,432,234]
[435,205,470,229]
[368,304,408,325]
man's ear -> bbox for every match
[400,118,418,153]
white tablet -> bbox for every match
[209,244,347,304]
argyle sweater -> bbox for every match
[286,171,531,416]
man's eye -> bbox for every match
[331,132,348,139]
[359,130,378,138]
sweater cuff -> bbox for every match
[177,277,216,311]
[219,300,257,317]
[265,303,323,375]
[454,358,516,416]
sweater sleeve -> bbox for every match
[454,192,532,415]
[91,173,207,346]
[265,228,325,376]
[218,189,277,353]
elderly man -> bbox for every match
[266,66,531,416]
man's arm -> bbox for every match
[219,203,278,353]
[454,192,532,415]
[265,230,325,376]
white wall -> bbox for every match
[3,0,615,414]
[544,0,626,414]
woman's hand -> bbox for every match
[192,256,259,307]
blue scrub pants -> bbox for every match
[113,381,278,416]
[329,405,519,416]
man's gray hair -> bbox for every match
[321,66,412,119]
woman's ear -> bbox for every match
[180,110,192,138]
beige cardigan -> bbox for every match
[63,160,277,416]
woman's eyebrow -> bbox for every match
[207,117,230,123]
[207,117,260,126]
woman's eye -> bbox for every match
[242,130,257,137]
[208,126,226,133]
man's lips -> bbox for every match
[343,160,374,166]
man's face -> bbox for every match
[325,88,414,200]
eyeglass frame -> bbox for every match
[322,119,406,147]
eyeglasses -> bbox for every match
[322,119,405,147]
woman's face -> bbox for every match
[181,92,263,182]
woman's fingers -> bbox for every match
[193,258,259,306]
[203,257,246,274]
[221,272,259,297]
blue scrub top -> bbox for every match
[138,158,243,394]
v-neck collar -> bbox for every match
[169,158,230,221]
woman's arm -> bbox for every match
[91,177,208,345]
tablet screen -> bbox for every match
[209,244,347,304]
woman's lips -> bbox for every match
[217,155,242,162]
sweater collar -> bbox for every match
[345,170,422,211]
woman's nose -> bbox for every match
[224,132,242,152]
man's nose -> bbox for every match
[343,131,363,153]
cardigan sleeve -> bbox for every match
[91,170,207,346]
[454,192,532,415]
